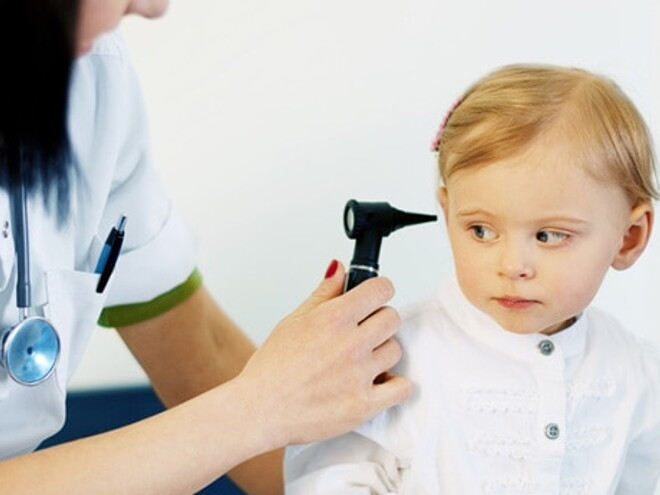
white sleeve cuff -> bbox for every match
[104,204,197,306]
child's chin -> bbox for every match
[488,314,545,335]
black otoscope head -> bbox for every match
[343,199,437,291]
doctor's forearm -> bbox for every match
[118,286,256,406]
[0,378,281,495]
[117,285,284,494]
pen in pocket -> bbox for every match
[95,215,127,293]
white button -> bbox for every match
[538,339,554,356]
[545,423,560,440]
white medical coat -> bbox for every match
[0,32,196,459]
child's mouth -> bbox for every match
[493,297,538,310]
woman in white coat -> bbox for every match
[0,1,411,493]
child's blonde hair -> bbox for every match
[435,64,658,205]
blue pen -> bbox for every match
[95,215,127,293]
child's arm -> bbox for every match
[285,432,405,494]
[616,346,660,492]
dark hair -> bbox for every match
[0,0,80,220]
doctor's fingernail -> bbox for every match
[324,259,339,279]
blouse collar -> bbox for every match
[439,275,587,363]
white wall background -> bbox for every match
[70,0,659,391]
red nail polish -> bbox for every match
[324,259,339,279]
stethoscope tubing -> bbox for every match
[10,183,31,314]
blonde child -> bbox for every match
[284,64,660,494]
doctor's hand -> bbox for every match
[237,260,412,449]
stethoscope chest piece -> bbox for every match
[1,182,61,386]
[1,316,60,385]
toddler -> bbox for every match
[284,64,660,494]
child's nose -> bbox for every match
[498,238,535,280]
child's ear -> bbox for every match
[612,202,654,270]
[436,186,449,222]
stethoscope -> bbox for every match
[0,184,60,386]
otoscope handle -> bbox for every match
[344,229,383,292]
[344,265,378,292]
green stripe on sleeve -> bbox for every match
[98,268,203,328]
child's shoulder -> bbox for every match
[584,305,660,376]
[399,295,445,328]
[397,291,454,352]
[397,277,474,346]
[586,306,656,348]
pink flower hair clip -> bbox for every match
[430,97,464,152]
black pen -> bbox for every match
[95,215,127,293]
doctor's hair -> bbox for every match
[0,0,80,220]
[435,64,658,206]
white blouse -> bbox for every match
[286,278,660,494]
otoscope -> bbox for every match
[343,199,438,292]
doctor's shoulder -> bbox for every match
[70,29,136,108]
[76,29,129,65]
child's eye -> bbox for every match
[470,225,497,241]
[536,230,569,244]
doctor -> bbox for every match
[0,0,411,494]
